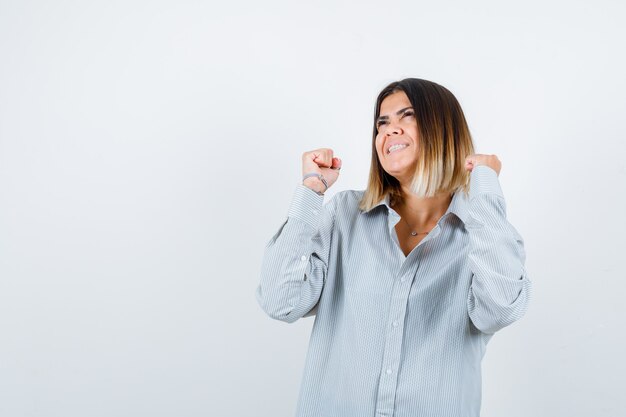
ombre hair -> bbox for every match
[359,78,476,212]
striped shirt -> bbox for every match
[255,165,532,417]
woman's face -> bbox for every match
[375,90,420,183]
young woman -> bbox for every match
[256,78,532,417]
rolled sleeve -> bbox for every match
[256,183,336,323]
[466,165,532,334]
[287,184,326,230]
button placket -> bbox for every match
[375,272,412,412]
[375,259,419,414]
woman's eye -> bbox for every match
[377,112,413,129]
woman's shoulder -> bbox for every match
[335,188,365,200]
[327,189,366,215]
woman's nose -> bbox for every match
[385,121,403,136]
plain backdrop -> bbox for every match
[1,1,625,416]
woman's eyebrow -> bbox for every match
[377,107,413,122]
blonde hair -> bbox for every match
[359,78,476,212]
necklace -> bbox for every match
[401,216,434,237]
[393,193,451,238]
[393,202,437,237]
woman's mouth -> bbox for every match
[387,144,409,154]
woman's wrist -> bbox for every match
[302,177,326,195]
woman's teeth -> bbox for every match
[388,144,408,154]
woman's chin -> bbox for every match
[383,160,412,175]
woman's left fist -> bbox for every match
[465,154,501,176]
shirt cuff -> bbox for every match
[287,183,325,230]
[469,165,504,200]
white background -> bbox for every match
[1,1,625,416]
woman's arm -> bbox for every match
[255,184,336,324]
[466,165,533,334]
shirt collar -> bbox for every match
[360,188,470,225]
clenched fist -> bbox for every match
[302,148,342,195]
[465,154,501,176]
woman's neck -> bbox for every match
[393,184,453,228]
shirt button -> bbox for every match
[301,255,307,261]
[312,209,318,215]
[386,368,392,375]
[400,277,406,283]
[392,321,398,327]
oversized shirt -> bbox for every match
[255,165,532,417]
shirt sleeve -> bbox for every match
[466,165,532,334]
[255,183,337,324]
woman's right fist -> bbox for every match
[302,148,342,194]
